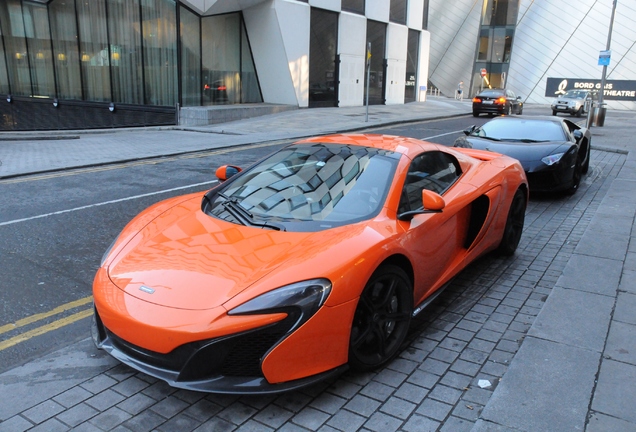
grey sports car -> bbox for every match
[454,116,591,195]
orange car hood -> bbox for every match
[106,196,351,310]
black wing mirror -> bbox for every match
[463,125,477,136]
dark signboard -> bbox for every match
[546,77,636,101]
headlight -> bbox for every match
[229,279,332,331]
[541,153,565,166]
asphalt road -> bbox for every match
[0,107,572,373]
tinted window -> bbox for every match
[205,144,400,231]
[478,89,504,97]
[473,119,567,141]
[399,151,461,213]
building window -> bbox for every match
[180,7,200,107]
[142,0,177,106]
[50,0,82,100]
[390,0,407,25]
[77,0,111,102]
[108,0,143,105]
[342,0,365,15]
[309,8,338,108]
[366,20,387,106]
[405,29,419,103]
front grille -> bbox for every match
[98,309,296,382]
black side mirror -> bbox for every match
[573,130,583,141]
[463,125,477,136]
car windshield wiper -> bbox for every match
[473,136,501,141]
[218,193,286,231]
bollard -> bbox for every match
[595,103,607,127]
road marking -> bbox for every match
[0,309,93,351]
[421,130,464,140]
[0,296,93,335]
[0,180,218,227]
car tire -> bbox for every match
[518,106,523,115]
[576,106,583,117]
[473,111,479,117]
[496,188,526,256]
[582,144,591,175]
[506,105,512,116]
[566,156,583,195]
[349,264,413,372]
[552,110,557,116]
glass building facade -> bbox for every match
[471,0,519,95]
[0,0,261,130]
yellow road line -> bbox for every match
[0,308,93,351]
[0,296,93,335]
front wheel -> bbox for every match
[505,105,512,115]
[349,265,413,371]
[552,110,557,116]
[496,188,527,256]
[473,111,480,117]
[566,156,582,195]
[576,106,584,117]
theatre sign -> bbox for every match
[546,78,636,101]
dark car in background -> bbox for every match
[551,89,594,117]
[472,89,523,117]
[454,116,591,195]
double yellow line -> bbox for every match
[0,296,93,351]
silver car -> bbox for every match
[551,90,593,117]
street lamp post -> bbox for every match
[598,0,617,107]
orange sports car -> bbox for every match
[92,134,528,394]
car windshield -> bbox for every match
[204,143,400,231]
[472,119,567,142]
[478,90,504,97]
[562,90,588,99]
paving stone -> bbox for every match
[344,395,381,417]
[438,415,474,432]
[252,404,293,429]
[326,409,366,432]
[308,392,346,415]
[22,400,65,424]
[81,374,118,395]
[56,403,99,427]
[112,377,150,397]
[53,386,93,409]
[155,412,202,432]
[191,416,235,432]
[140,381,176,401]
[418,358,450,376]
[117,393,157,416]
[397,375,431,401]
[415,397,452,421]
[359,380,394,402]
[402,414,440,432]
[89,406,132,430]
[592,359,636,423]
[437,337,468,352]
[586,411,636,432]
[290,406,329,430]
[379,396,415,419]
[150,395,189,419]
[613,292,636,325]
[85,389,126,412]
[439,371,472,390]
[363,411,403,432]
[407,370,439,389]
[28,417,70,432]
[0,415,33,432]
[274,391,311,413]
[217,402,258,426]
[122,410,166,432]
[182,399,222,422]
[427,384,463,405]
[480,337,600,431]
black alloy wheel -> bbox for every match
[349,265,413,371]
[566,156,583,195]
[496,188,526,256]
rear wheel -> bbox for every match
[497,188,526,256]
[349,265,413,371]
[473,111,480,117]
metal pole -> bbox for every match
[598,0,617,106]
[365,42,371,123]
